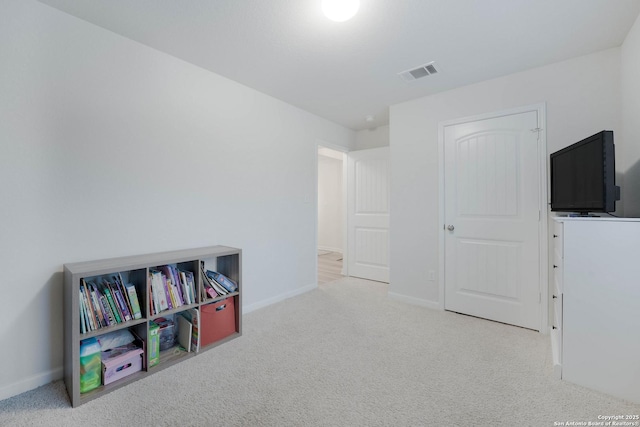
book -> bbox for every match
[191,308,200,353]
[125,283,142,319]
[105,295,118,325]
[179,271,191,305]
[150,270,169,312]
[169,277,183,308]
[81,279,98,331]
[102,284,122,324]
[149,271,159,313]
[207,271,238,293]
[112,281,132,321]
[201,271,223,297]
[160,266,184,306]
[148,322,160,367]
[106,281,125,322]
[161,273,174,310]
[169,266,185,305]
[200,264,227,297]
[79,290,87,334]
[92,282,114,327]
[149,286,156,316]
[148,271,158,315]
[169,278,180,308]
[116,274,133,314]
[177,315,192,352]
[87,281,106,328]
[114,274,133,321]
[186,271,196,304]
[181,308,200,353]
[98,292,115,326]
[80,283,96,331]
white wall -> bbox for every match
[0,0,354,400]
[621,13,640,217]
[389,48,622,306]
[317,155,343,253]
[354,125,389,150]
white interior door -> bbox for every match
[347,147,390,283]
[443,110,542,330]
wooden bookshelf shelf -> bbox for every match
[155,346,195,367]
[149,302,201,320]
[79,318,148,340]
[64,246,242,407]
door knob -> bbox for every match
[447,225,455,231]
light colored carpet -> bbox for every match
[2,277,639,426]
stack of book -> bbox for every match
[148,265,196,315]
[79,274,142,334]
[200,262,238,300]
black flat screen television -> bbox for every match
[550,130,620,214]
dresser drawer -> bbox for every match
[553,290,563,331]
[552,288,563,373]
[553,220,564,260]
[553,253,563,294]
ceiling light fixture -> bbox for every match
[322,0,360,22]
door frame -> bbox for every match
[437,103,548,332]
[315,140,349,282]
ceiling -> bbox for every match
[38,0,640,131]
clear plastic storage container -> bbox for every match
[79,337,102,393]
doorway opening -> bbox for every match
[317,145,346,284]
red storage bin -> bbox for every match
[201,297,236,347]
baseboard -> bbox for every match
[0,366,63,402]
[1,285,318,403]
[317,246,342,254]
[243,283,317,314]
[388,292,442,310]
[1,285,319,402]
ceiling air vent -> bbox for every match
[398,62,438,82]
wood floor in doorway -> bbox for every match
[318,251,343,284]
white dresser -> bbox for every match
[552,217,640,403]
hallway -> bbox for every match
[317,251,343,284]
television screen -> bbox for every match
[550,131,618,214]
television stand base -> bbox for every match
[565,213,600,217]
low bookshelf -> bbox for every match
[63,246,242,407]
